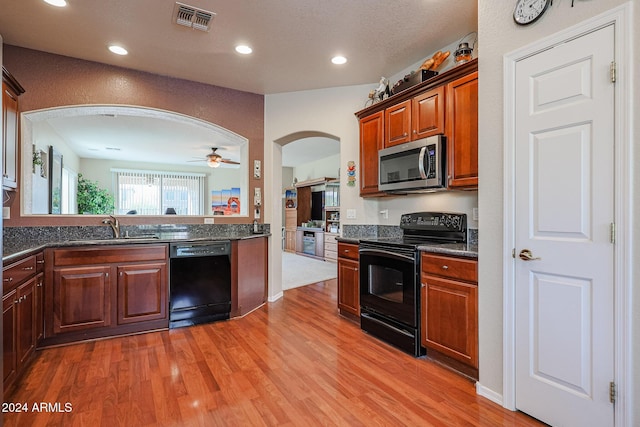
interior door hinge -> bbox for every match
[610,222,616,244]
[610,381,616,404]
[610,61,617,83]
[512,248,516,258]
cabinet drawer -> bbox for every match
[324,241,337,252]
[421,253,477,283]
[3,255,37,292]
[53,244,168,266]
[324,233,338,244]
[337,242,358,261]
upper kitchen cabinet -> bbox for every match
[384,86,446,147]
[2,67,25,191]
[358,110,385,197]
[446,71,478,189]
[355,59,478,195]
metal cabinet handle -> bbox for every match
[36,260,45,264]
[3,277,13,282]
[519,249,541,261]
[22,266,34,271]
[441,265,449,270]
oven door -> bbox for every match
[359,246,418,327]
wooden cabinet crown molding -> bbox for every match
[355,59,477,120]
[2,67,26,96]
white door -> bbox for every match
[514,25,615,427]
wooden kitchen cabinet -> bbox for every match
[2,67,25,190]
[446,71,478,189]
[358,111,385,196]
[231,237,268,317]
[385,99,412,146]
[3,252,42,396]
[284,208,297,252]
[337,242,359,318]
[384,86,445,147]
[44,244,169,346]
[421,252,478,379]
[117,263,167,324]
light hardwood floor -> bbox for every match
[5,279,547,426]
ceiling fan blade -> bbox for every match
[221,159,240,165]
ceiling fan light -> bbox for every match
[207,157,221,168]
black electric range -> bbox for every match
[358,212,467,356]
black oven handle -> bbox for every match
[359,248,415,263]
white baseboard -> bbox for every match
[476,382,505,407]
[268,291,283,302]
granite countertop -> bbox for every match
[2,232,271,265]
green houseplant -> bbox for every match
[77,173,115,214]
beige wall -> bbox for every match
[478,0,638,422]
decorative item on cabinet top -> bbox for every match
[454,32,477,66]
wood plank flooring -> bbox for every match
[5,279,547,426]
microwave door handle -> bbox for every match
[418,146,428,179]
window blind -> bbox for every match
[112,169,205,215]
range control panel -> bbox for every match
[400,212,466,232]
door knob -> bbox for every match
[519,249,541,261]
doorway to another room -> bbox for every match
[281,135,340,290]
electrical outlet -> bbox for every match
[379,209,389,219]
[472,207,479,221]
[254,187,262,206]
[2,207,9,219]
[254,207,260,219]
[204,217,215,224]
[346,209,356,219]
[253,160,261,179]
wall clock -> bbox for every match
[513,0,551,25]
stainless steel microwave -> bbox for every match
[378,135,446,193]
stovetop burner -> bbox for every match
[360,212,467,249]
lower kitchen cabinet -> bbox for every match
[231,237,268,317]
[421,252,478,379]
[3,253,42,396]
[337,242,359,318]
[44,244,169,346]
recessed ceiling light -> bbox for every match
[108,45,128,56]
[43,0,67,7]
[235,45,253,55]
[331,56,347,65]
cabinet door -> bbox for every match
[16,278,37,367]
[35,273,44,342]
[117,263,167,324]
[412,86,445,139]
[53,265,112,334]
[421,274,478,369]
[3,290,17,390]
[285,230,297,252]
[446,71,478,188]
[2,81,19,189]
[337,258,359,316]
[359,111,385,196]
[385,99,412,147]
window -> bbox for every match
[112,169,205,215]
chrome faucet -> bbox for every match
[102,215,120,239]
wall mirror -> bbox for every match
[21,105,249,217]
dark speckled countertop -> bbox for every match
[2,224,271,264]
[337,224,478,258]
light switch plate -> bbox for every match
[472,207,479,221]
[346,209,356,219]
[204,217,215,224]
[2,207,10,219]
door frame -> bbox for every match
[502,3,633,426]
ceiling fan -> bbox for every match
[189,147,240,168]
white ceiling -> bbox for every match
[282,137,340,168]
[1,1,476,166]
[0,0,477,95]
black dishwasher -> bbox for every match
[169,241,231,328]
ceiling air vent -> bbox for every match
[173,2,215,32]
